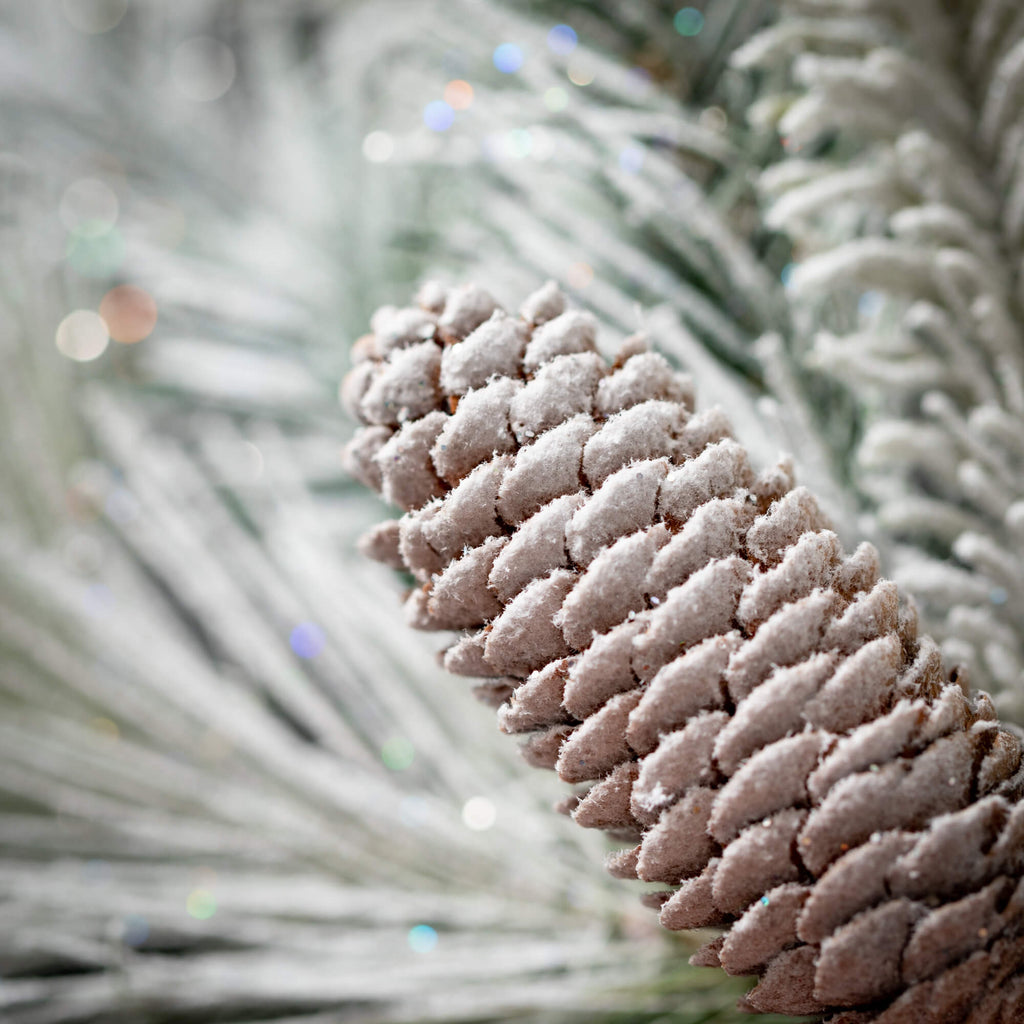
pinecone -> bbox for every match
[340,281,1024,1023]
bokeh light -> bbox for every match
[66,227,124,277]
[59,178,118,235]
[105,487,140,524]
[240,441,264,481]
[567,62,594,87]
[61,0,127,34]
[362,131,395,163]
[121,914,149,947]
[399,795,429,827]
[567,262,594,290]
[543,86,568,111]
[546,25,577,55]
[699,105,728,132]
[89,716,120,740]
[858,290,884,318]
[461,796,496,830]
[626,67,653,96]
[423,100,455,132]
[85,583,114,615]
[82,859,113,884]
[289,622,326,659]
[99,284,157,344]
[407,924,438,952]
[619,145,645,174]
[674,7,705,36]
[504,129,532,159]
[381,737,415,771]
[186,888,217,920]
[443,80,474,110]
[492,43,523,74]
[56,309,109,362]
[171,37,236,102]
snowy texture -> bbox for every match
[9,0,1024,1022]
[344,281,1024,1021]
[739,0,1024,716]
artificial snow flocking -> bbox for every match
[341,280,1024,1023]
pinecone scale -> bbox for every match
[342,282,1024,1022]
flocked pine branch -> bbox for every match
[378,0,867,549]
[734,0,1024,718]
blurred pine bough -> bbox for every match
[0,0,1021,1021]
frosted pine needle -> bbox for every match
[737,0,1024,716]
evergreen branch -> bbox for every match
[739,0,1024,717]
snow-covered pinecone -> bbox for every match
[341,281,1024,1023]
